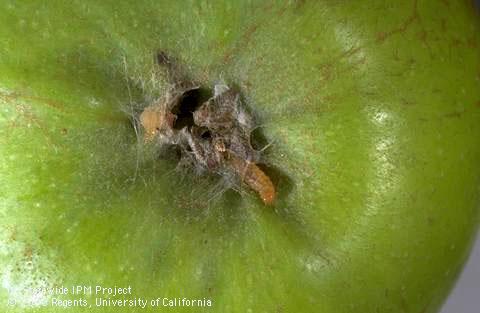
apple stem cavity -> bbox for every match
[136,51,276,206]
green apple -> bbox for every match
[1,1,479,312]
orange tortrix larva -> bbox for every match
[228,154,276,205]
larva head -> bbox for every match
[139,106,176,142]
[261,189,276,206]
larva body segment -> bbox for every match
[228,154,276,205]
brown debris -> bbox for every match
[137,53,275,205]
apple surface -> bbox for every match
[0,1,479,313]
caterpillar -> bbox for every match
[227,153,275,205]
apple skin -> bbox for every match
[0,1,479,312]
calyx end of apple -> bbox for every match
[133,52,278,206]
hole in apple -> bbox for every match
[171,88,211,130]
[250,127,271,151]
[199,128,212,139]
